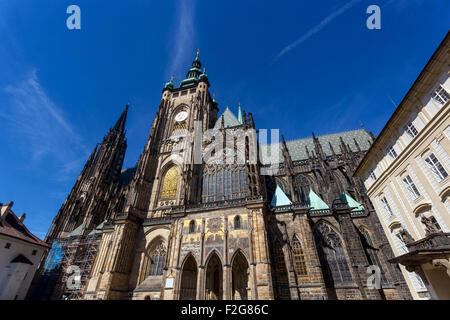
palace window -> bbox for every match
[149,242,167,276]
[292,236,307,276]
[424,153,448,181]
[314,223,352,285]
[369,169,377,182]
[380,196,394,218]
[432,84,450,105]
[160,166,179,200]
[387,146,398,160]
[202,165,248,203]
[404,121,418,139]
[402,175,421,200]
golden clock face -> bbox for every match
[175,111,188,122]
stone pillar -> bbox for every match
[248,206,274,300]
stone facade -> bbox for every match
[37,52,412,300]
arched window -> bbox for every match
[202,165,248,203]
[189,220,196,233]
[292,236,307,275]
[234,216,241,229]
[171,121,187,137]
[149,242,167,276]
[160,166,179,200]
[314,222,352,286]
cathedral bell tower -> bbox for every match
[84,51,220,299]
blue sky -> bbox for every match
[0,0,448,238]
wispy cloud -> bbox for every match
[273,0,362,62]
[0,68,88,180]
[166,0,197,82]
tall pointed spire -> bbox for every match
[113,104,129,133]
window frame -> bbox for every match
[387,145,398,160]
[424,152,448,182]
[380,196,394,218]
[402,174,421,200]
[403,121,418,139]
[432,84,450,105]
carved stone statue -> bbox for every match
[421,215,440,235]
[399,228,415,245]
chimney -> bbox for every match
[19,213,26,223]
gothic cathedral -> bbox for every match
[32,52,413,300]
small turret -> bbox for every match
[164,76,175,91]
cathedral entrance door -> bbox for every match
[205,252,223,300]
[179,255,197,300]
[232,251,249,300]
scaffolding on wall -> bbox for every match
[30,233,101,300]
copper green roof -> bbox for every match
[260,129,374,165]
[341,192,365,212]
[270,185,292,206]
[307,190,329,210]
[213,107,241,129]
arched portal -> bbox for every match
[231,251,249,300]
[205,252,223,300]
[179,255,197,300]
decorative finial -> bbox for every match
[203,67,206,73]
[170,75,174,81]
[197,48,200,58]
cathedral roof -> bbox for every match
[213,107,241,129]
[307,190,329,210]
[0,204,48,247]
[341,192,365,212]
[260,129,374,165]
[270,185,292,207]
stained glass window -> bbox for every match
[202,165,248,203]
[314,223,352,286]
[234,216,241,229]
[189,220,196,233]
[149,242,167,276]
[160,166,179,199]
[292,236,307,275]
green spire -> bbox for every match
[238,102,243,124]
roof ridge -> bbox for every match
[282,128,366,144]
